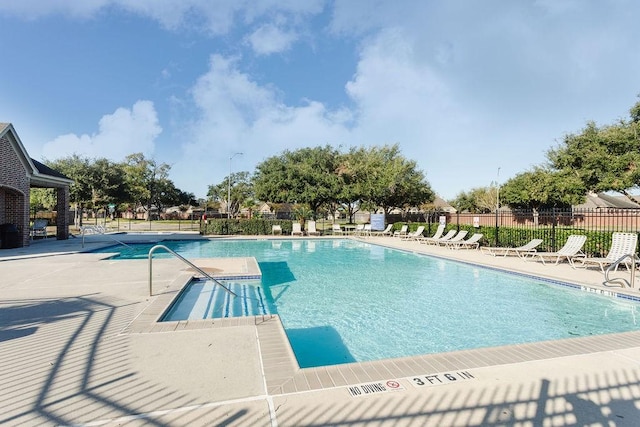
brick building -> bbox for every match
[0,123,73,247]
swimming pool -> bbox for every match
[97,239,640,368]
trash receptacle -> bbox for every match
[0,223,20,249]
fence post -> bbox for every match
[494,208,499,247]
[551,207,557,252]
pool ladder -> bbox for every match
[148,244,238,297]
[603,253,638,289]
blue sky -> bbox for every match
[1,1,639,201]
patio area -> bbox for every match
[1,232,640,426]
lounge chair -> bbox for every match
[371,224,393,237]
[416,224,444,243]
[30,219,48,239]
[307,221,320,236]
[577,232,638,272]
[446,233,483,250]
[436,230,468,246]
[352,224,365,236]
[480,238,544,258]
[420,229,457,245]
[361,224,372,237]
[271,224,282,235]
[332,224,343,235]
[525,235,587,268]
[291,223,304,236]
[393,225,408,238]
[402,225,425,240]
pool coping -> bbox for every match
[121,238,640,396]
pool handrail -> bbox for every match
[148,244,238,297]
[603,253,638,289]
[80,225,132,249]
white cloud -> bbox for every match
[0,0,109,19]
[170,54,352,196]
[0,0,325,36]
[42,101,161,161]
[245,23,297,55]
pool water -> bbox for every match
[97,239,640,368]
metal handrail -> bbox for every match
[148,244,238,297]
[603,253,638,289]
[81,225,132,249]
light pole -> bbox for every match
[494,167,501,247]
[228,152,243,219]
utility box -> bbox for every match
[0,223,20,249]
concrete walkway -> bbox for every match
[1,233,640,426]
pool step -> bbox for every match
[163,280,271,321]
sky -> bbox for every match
[1,0,640,201]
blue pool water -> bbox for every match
[97,239,640,368]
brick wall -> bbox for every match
[1,134,31,247]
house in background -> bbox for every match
[0,123,73,247]
[573,192,640,210]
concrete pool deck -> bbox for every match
[1,232,640,426]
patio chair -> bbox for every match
[371,224,393,237]
[436,230,468,246]
[446,233,483,250]
[307,221,320,236]
[402,225,425,240]
[271,224,282,235]
[577,232,638,272]
[393,225,408,238]
[331,224,343,235]
[420,229,457,245]
[480,238,544,258]
[291,223,304,236]
[525,235,587,268]
[30,219,48,239]
[361,224,372,237]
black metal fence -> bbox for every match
[399,208,640,257]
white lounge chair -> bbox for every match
[525,235,587,268]
[481,238,544,258]
[420,229,457,245]
[361,224,372,237]
[291,223,304,236]
[393,225,408,238]
[271,224,282,235]
[332,224,343,235]
[437,230,468,246]
[371,224,393,237]
[446,233,483,250]
[307,221,320,236]
[352,224,365,236]
[416,224,445,243]
[402,225,425,240]
[577,232,638,272]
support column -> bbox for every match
[56,186,70,240]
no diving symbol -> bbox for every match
[386,380,400,389]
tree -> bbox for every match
[46,154,94,225]
[451,186,498,213]
[546,99,640,201]
[122,153,172,219]
[500,167,585,213]
[89,158,127,216]
[207,171,254,218]
[350,145,434,214]
[253,146,341,216]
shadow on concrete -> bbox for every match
[0,295,259,425]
